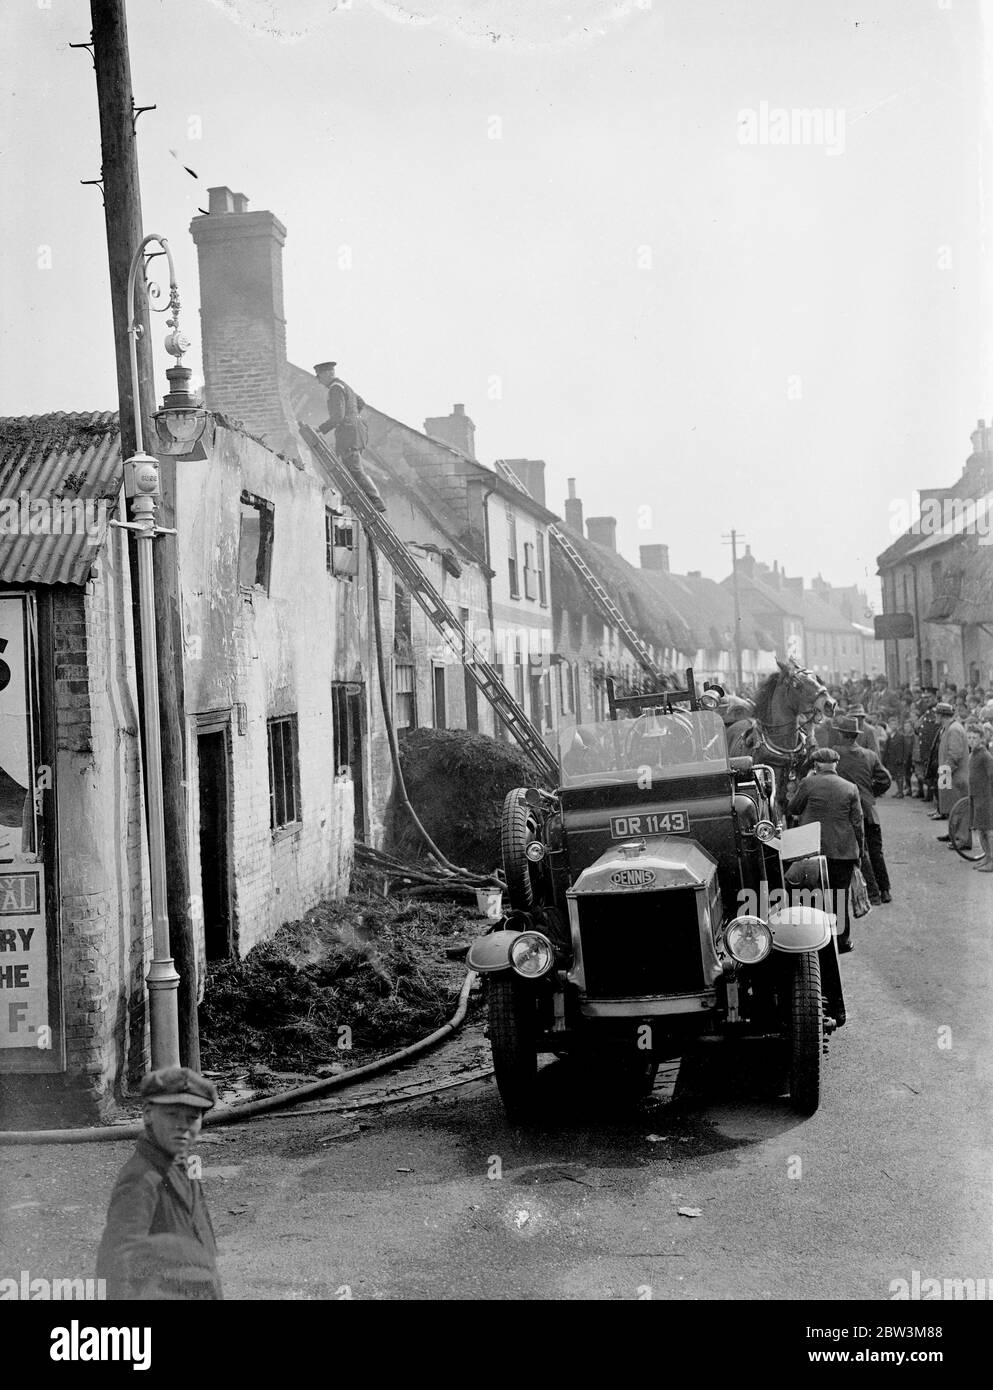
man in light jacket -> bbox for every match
[933,701,969,823]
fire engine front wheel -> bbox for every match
[488,975,539,1122]
[788,952,823,1116]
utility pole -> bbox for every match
[90,0,199,1068]
[723,529,745,691]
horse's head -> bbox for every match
[777,658,835,723]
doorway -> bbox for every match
[197,725,233,960]
[332,683,367,841]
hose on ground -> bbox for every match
[0,971,478,1146]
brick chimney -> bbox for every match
[189,187,300,459]
[423,403,476,460]
[587,516,616,551]
[640,544,670,573]
[564,478,583,533]
[738,545,756,579]
[500,459,546,505]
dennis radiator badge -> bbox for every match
[608,867,657,889]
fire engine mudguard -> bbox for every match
[767,905,834,954]
[466,929,522,974]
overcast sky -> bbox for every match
[3,0,991,604]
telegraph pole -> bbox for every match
[90,0,199,1068]
[723,529,745,691]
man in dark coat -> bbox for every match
[884,718,914,796]
[967,724,993,871]
[835,715,893,904]
[314,360,387,512]
[96,1067,222,1300]
[787,746,864,952]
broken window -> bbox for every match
[523,541,536,600]
[395,663,416,729]
[268,714,300,830]
[394,580,412,658]
[326,507,358,579]
[507,507,520,598]
[239,492,274,593]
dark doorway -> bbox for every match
[332,683,366,840]
[197,728,232,960]
[463,668,479,732]
[433,665,447,729]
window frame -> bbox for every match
[239,491,275,594]
[507,507,520,599]
[326,505,358,580]
[267,714,301,834]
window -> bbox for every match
[268,715,300,830]
[536,532,547,606]
[523,541,536,600]
[394,580,412,657]
[395,663,416,729]
[326,507,357,579]
[541,670,553,729]
[239,492,274,592]
[507,508,520,598]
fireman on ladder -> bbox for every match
[314,361,386,512]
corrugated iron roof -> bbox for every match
[0,412,122,585]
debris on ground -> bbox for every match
[199,884,475,1077]
[385,727,547,875]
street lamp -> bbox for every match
[116,234,205,1068]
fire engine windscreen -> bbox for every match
[556,711,729,787]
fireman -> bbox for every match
[314,361,386,512]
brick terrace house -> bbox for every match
[0,406,358,1122]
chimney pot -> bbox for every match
[207,186,236,214]
[639,544,670,574]
[586,516,617,552]
[567,477,576,499]
[232,192,249,213]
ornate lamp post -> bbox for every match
[114,234,205,1067]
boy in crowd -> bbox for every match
[96,1066,222,1300]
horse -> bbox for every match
[724,660,836,816]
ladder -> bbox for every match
[493,460,667,684]
[300,424,561,784]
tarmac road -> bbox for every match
[2,797,991,1301]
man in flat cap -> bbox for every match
[96,1067,222,1300]
[933,701,969,834]
[314,360,386,512]
[835,714,893,904]
[786,745,864,952]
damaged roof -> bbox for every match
[0,412,122,585]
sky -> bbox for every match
[2,0,992,607]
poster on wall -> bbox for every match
[0,595,34,861]
[0,595,51,1058]
[0,864,47,1049]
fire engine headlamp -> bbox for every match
[754,819,778,843]
[724,915,772,965]
[524,840,547,863]
[509,932,554,978]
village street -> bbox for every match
[2,795,990,1302]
